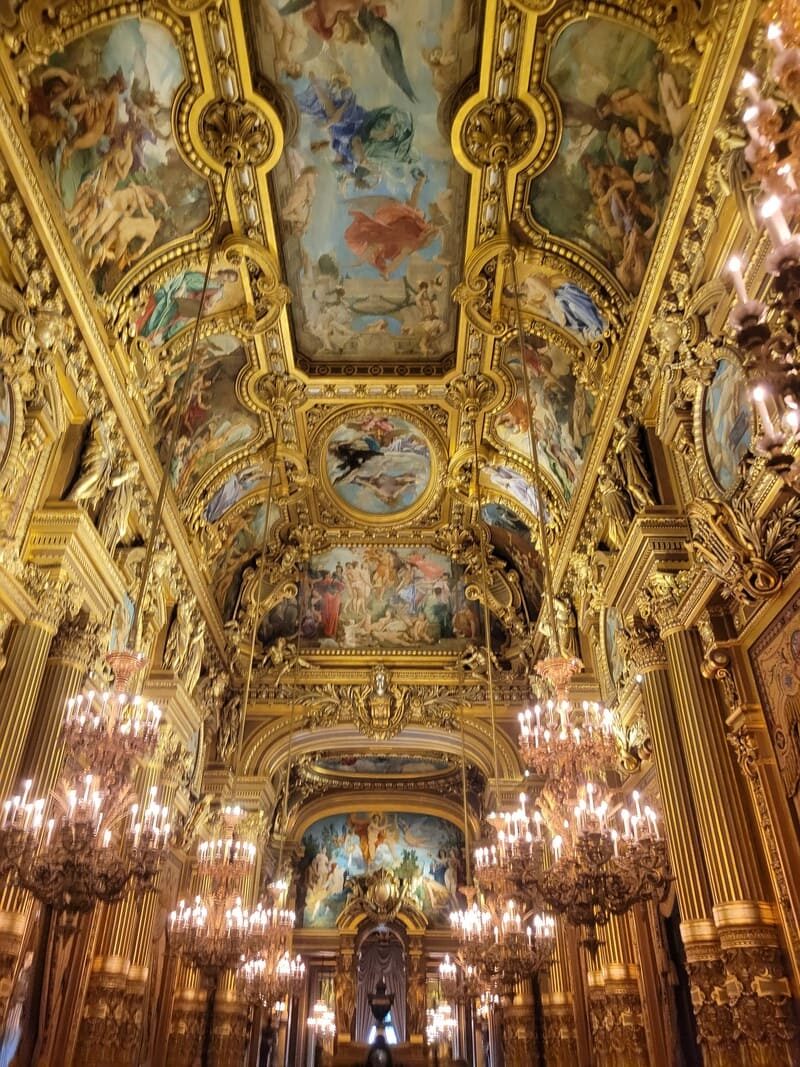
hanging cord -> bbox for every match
[459,700,472,887]
[234,421,281,769]
[276,621,302,883]
[471,421,501,792]
[131,164,233,647]
[497,162,560,658]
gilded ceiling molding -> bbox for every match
[239,715,524,783]
[541,0,753,589]
[0,108,228,656]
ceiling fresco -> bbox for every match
[1,0,735,734]
[253,544,480,650]
[135,268,245,348]
[322,411,432,518]
[212,497,282,618]
[28,18,210,294]
[526,16,693,293]
[500,252,608,344]
[493,331,594,501]
[246,0,482,373]
[156,333,261,500]
[481,501,542,617]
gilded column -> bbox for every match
[0,584,66,1011]
[541,923,578,1067]
[501,983,538,1067]
[622,616,733,1063]
[648,577,799,1064]
[586,915,647,1067]
[74,744,174,1067]
[0,579,66,799]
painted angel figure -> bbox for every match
[277,0,417,102]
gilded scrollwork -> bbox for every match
[687,492,800,604]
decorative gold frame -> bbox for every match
[693,350,755,501]
[312,406,446,528]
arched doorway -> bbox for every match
[355,927,406,1045]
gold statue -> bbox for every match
[68,414,116,503]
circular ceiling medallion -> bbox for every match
[319,409,438,524]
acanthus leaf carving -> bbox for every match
[687,492,800,603]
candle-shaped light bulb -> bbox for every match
[727,256,749,304]
[762,195,792,246]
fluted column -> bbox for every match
[647,580,799,1065]
[0,590,65,800]
[586,915,647,1067]
[73,743,179,1067]
[541,922,578,1067]
[0,590,66,1015]
[622,618,732,1063]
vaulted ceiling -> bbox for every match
[0,0,733,795]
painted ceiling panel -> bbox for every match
[493,332,594,502]
[527,16,693,292]
[245,0,482,373]
[28,18,210,293]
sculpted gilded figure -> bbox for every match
[613,417,656,510]
[598,463,633,550]
[163,600,192,673]
[68,414,116,503]
[182,620,206,694]
[96,458,137,551]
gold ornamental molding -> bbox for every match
[142,669,203,750]
[22,502,127,620]
[601,510,694,620]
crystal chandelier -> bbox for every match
[237,950,305,1007]
[450,892,555,986]
[169,806,289,973]
[439,953,485,1003]
[474,793,543,902]
[426,1002,457,1046]
[307,999,336,1046]
[725,19,800,487]
[0,649,170,916]
[537,784,670,956]
[518,663,618,794]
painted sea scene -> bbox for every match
[29,19,210,293]
[258,544,480,649]
[494,333,593,500]
[248,0,480,366]
[324,412,432,516]
[298,811,465,927]
[703,358,751,493]
[528,18,691,292]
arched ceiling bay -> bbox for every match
[4,0,714,791]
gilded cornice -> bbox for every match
[22,503,128,621]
